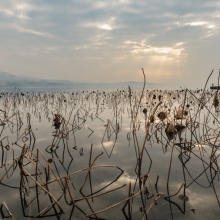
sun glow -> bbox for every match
[99,24,112,30]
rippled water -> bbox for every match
[0,89,219,219]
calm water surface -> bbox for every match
[0,89,219,219]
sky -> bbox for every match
[0,0,220,87]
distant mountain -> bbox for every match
[0,71,158,90]
[0,71,76,87]
[0,71,17,79]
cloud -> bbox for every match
[99,24,112,30]
[81,17,116,31]
[0,0,220,86]
[82,22,114,31]
[122,39,186,61]
[0,8,14,16]
[186,21,207,26]
[14,25,52,37]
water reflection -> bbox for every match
[0,86,219,219]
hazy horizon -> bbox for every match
[0,1,220,88]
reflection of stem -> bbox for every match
[32,201,56,219]
[76,184,126,202]
[86,177,144,217]
[167,137,175,187]
[80,152,103,191]
[142,194,162,219]
[155,175,159,193]
[0,157,20,184]
[37,148,64,189]
[1,202,14,219]
[122,181,131,218]
[22,169,65,214]
[163,182,186,199]
[87,127,94,138]
[88,144,93,202]
[85,166,124,197]
[65,176,75,205]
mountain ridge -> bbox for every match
[0,71,158,88]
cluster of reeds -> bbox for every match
[0,70,219,219]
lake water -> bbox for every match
[0,88,219,219]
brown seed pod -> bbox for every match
[213,93,219,108]
[157,111,167,121]
[174,124,186,134]
[142,108,147,114]
[150,115,154,123]
[165,123,176,140]
[47,158,53,163]
[175,109,185,120]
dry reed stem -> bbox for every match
[138,101,162,176]
[31,201,57,220]
[163,182,186,198]
[1,202,14,219]
[65,176,75,205]
[22,169,65,214]
[142,194,162,219]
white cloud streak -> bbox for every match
[0,0,219,86]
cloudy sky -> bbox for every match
[0,0,220,87]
